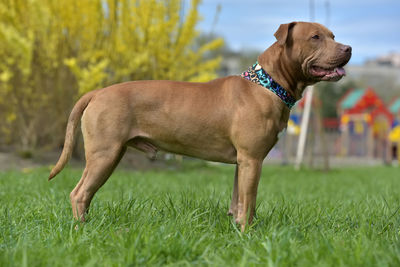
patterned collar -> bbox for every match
[240,62,296,109]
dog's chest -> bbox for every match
[278,120,288,133]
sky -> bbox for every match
[196,0,400,65]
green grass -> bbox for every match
[1,162,400,266]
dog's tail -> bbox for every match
[48,90,97,181]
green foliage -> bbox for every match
[317,79,363,118]
[1,164,400,266]
[0,0,223,152]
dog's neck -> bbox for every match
[257,42,310,100]
[241,62,296,109]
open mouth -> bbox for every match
[309,65,346,81]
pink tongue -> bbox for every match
[336,67,346,76]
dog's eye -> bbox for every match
[311,35,320,40]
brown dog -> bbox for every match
[49,22,351,231]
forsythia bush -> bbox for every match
[0,0,223,153]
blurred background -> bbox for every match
[0,0,399,170]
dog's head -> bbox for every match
[274,21,352,82]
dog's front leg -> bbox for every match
[236,155,262,232]
[228,164,238,217]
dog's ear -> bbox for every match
[274,22,297,45]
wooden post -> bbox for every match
[307,119,315,168]
[341,122,349,156]
[314,94,330,171]
[398,140,400,164]
[367,126,374,158]
[385,139,392,164]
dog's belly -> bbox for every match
[153,138,237,164]
[128,134,237,164]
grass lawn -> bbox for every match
[1,162,400,266]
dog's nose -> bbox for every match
[341,45,352,54]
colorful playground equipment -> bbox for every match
[389,97,400,126]
[337,88,394,158]
[389,97,400,162]
[280,87,399,165]
[287,114,301,135]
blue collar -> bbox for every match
[241,62,296,109]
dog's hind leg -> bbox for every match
[70,145,126,221]
[70,168,88,220]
